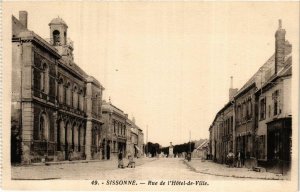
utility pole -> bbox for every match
[189,130,191,153]
[146,125,148,157]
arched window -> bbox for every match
[113,121,116,133]
[66,122,72,145]
[63,31,67,45]
[79,125,85,151]
[39,112,49,141]
[72,123,77,150]
[57,120,65,151]
[92,94,98,114]
[73,85,78,109]
[40,62,49,94]
[53,30,60,46]
[66,82,71,106]
[73,123,79,151]
[58,77,64,103]
[78,88,84,111]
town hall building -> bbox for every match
[11,11,105,164]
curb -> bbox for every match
[182,160,283,180]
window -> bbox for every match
[66,122,72,145]
[260,97,266,120]
[58,77,64,103]
[53,30,60,46]
[242,102,246,121]
[79,126,85,151]
[268,105,271,118]
[74,125,79,151]
[66,82,71,106]
[57,121,65,151]
[273,90,279,116]
[248,100,252,118]
[92,94,98,115]
[78,89,84,111]
[73,85,78,109]
[237,105,241,123]
[39,112,49,141]
[113,121,116,133]
[40,62,49,94]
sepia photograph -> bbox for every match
[2,1,299,191]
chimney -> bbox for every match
[19,11,28,28]
[229,76,238,100]
[275,19,286,74]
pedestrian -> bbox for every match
[118,151,124,168]
[236,150,241,168]
[127,154,135,168]
[187,152,191,162]
[240,150,244,167]
[227,150,234,167]
[68,149,73,161]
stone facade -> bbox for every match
[254,21,292,174]
[101,100,128,159]
[11,11,104,164]
[125,117,144,158]
[208,20,292,173]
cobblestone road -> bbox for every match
[12,158,240,180]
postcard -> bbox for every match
[2,1,299,191]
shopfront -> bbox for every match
[267,117,291,174]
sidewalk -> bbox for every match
[184,159,288,180]
[13,156,154,167]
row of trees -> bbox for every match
[145,141,195,157]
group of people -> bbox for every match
[118,152,136,169]
[226,150,245,168]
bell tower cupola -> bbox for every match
[49,17,68,46]
[49,17,74,64]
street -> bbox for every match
[12,158,240,180]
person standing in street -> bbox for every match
[236,150,241,168]
[240,150,244,167]
[118,151,124,168]
[227,150,234,167]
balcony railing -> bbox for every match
[31,140,56,156]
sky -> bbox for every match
[6,2,299,146]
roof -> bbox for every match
[12,14,106,86]
[195,140,209,150]
[235,41,292,99]
[86,76,104,89]
[102,100,125,117]
[235,54,275,99]
[49,17,68,27]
